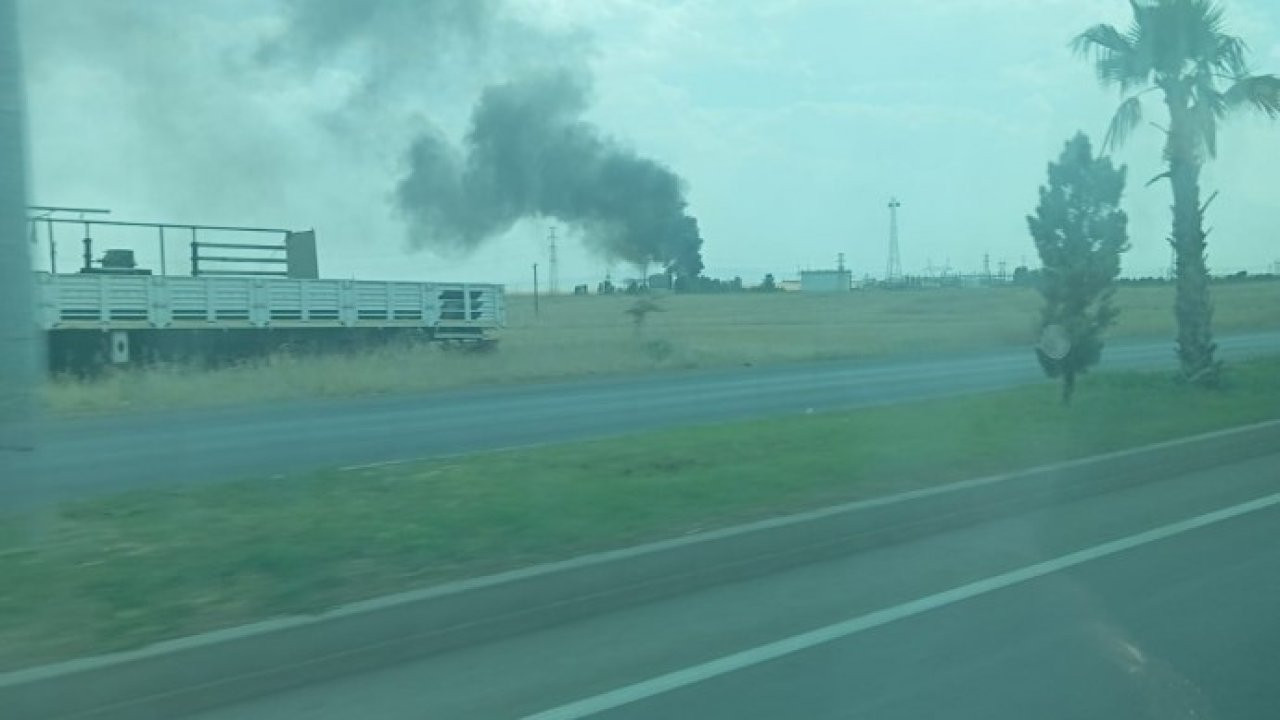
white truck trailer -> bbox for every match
[30,211,505,371]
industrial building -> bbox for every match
[799,269,852,293]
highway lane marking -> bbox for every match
[339,441,559,473]
[523,489,1280,720]
[340,459,414,472]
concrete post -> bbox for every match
[0,0,39,452]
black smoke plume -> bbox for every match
[396,71,705,280]
[20,1,706,279]
[257,0,499,90]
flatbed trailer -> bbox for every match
[38,272,506,371]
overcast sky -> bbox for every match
[19,0,1280,288]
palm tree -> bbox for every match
[1073,0,1280,386]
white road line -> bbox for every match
[523,489,1280,720]
[339,459,412,472]
[338,441,560,474]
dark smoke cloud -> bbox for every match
[264,0,496,57]
[396,71,705,279]
[20,0,705,279]
[257,0,501,98]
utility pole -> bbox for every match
[547,224,559,296]
[983,253,991,280]
[886,197,903,283]
[0,0,38,453]
[837,252,846,272]
[532,263,540,317]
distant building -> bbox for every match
[779,279,802,292]
[800,270,852,293]
[647,273,672,290]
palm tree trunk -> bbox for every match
[1165,97,1220,386]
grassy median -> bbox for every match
[4,355,1280,672]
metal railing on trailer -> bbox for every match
[26,212,318,279]
[36,273,505,335]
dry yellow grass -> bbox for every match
[44,281,1280,415]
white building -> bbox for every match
[799,270,852,293]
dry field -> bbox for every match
[44,281,1280,415]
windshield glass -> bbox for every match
[2,2,1278,719]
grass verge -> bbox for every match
[5,355,1280,672]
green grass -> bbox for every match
[5,355,1280,672]
[43,281,1280,415]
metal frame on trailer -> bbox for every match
[36,273,505,333]
[27,215,298,277]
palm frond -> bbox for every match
[1192,67,1227,118]
[1223,74,1280,119]
[1127,0,1153,32]
[1138,0,1238,80]
[1071,23,1133,57]
[1104,96,1145,152]
[1192,0,1227,34]
[1177,0,1229,55]
[1095,54,1152,93]
[1192,98,1219,157]
[1212,34,1249,77]
[1073,23,1151,91]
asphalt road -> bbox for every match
[192,451,1280,720]
[6,331,1280,509]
